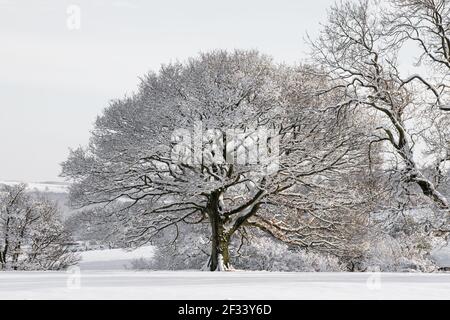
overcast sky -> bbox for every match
[0,0,338,182]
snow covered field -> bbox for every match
[1,246,449,300]
[1,247,450,300]
[78,246,155,271]
[0,271,450,300]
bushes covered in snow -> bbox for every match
[232,237,343,272]
[146,229,210,271]
[346,208,446,272]
[133,225,343,272]
[132,209,443,273]
[357,234,437,272]
[0,184,79,270]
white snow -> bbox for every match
[0,271,449,300]
[78,246,155,271]
[1,246,450,299]
[0,181,69,194]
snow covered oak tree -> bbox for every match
[62,50,370,271]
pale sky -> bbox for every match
[0,0,337,182]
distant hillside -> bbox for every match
[0,180,69,193]
[0,180,74,218]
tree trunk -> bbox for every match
[0,250,4,270]
[12,244,21,270]
[1,217,10,270]
[209,213,231,271]
[1,239,9,270]
[206,191,232,271]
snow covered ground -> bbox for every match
[1,245,450,300]
[0,271,449,300]
[0,247,449,300]
[78,246,155,271]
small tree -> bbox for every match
[0,184,78,270]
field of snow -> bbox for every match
[0,247,450,299]
[0,235,449,300]
[0,271,450,300]
[78,246,155,270]
[0,246,449,300]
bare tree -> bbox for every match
[309,0,450,218]
[385,0,449,111]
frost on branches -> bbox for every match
[309,0,450,215]
[0,184,79,270]
[61,50,374,271]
